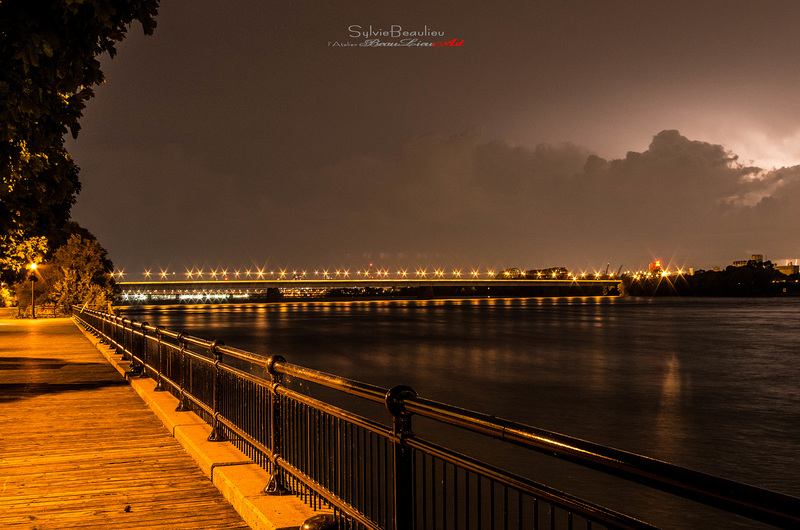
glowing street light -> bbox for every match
[29,262,37,319]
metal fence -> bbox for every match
[73,306,800,529]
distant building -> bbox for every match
[649,260,662,272]
[733,254,766,268]
[775,264,799,276]
[498,268,522,279]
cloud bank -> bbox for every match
[248,129,800,269]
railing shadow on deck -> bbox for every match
[73,306,800,530]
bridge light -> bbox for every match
[160,270,168,279]
[471,270,479,277]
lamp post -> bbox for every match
[30,262,37,319]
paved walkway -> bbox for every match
[0,317,250,529]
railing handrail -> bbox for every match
[72,305,800,528]
[399,394,800,527]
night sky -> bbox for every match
[66,1,800,278]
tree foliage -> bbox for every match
[51,233,117,309]
[13,233,117,313]
[0,235,48,276]
[0,0,159,279]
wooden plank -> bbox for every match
[0,319,250,529]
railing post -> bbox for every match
[136,322,149,377]
[208,340,226,441]
[122,318,131,360]
[153,326,166,391]
[386,384,418,530]
[265,355,288,494]
[140,323,148,369]
[175,333,190,412]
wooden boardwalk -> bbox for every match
[0,318,249,529]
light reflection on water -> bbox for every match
[123,296,800,528]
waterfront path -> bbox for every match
[0,317,252,529]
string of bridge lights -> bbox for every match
[109,267,679,281]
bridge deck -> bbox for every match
[0,317,248,529]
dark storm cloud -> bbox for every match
[240,129,798,270]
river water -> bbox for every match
[121,296,800,529]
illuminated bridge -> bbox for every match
[117,278,622,303]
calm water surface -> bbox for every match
[123,296,800,528]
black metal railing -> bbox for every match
[73,306,800,529]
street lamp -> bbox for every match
[29,262,37,319]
